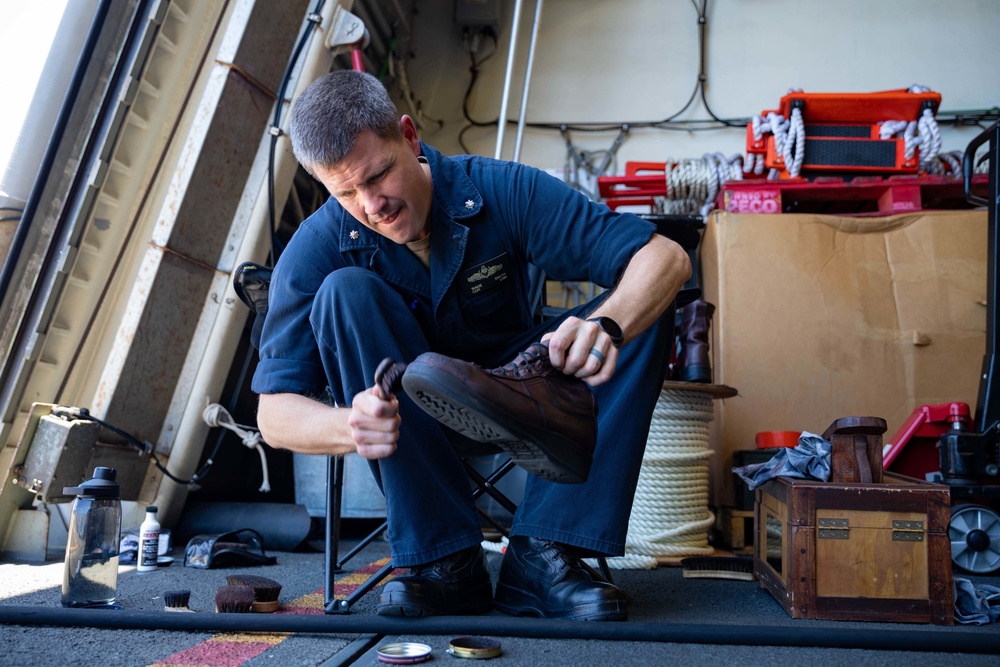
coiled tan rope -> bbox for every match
[604,388,716,569]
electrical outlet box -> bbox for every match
[455,0,500,34]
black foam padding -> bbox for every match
[804,138,897,168]
[805,125,871,138]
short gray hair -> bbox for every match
[289,70,401,176]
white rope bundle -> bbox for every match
[657,154,743,216]
[781,106,806,178]
[602,389,716,570]
[936,150,964,176]
[917,107,942,173]
[750,108,806,178]
[878,84,943,173]
[203,403,271,492]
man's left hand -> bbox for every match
[543,316,618,387]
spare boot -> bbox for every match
[401,342,597,484]
[677,299,716,384]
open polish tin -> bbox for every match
[446,636,502,659]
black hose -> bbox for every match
[0,606,995,654]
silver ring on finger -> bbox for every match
[589,347,605,364]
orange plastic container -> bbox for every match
[755,431,801,449]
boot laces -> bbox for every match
[487,341,551,379]
[410,549,469,581]
[540,539,592,581]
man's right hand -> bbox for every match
[349,385,401,459]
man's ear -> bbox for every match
[399,115,421,154]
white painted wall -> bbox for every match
[401,0,1000,172]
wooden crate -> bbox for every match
[753,417,954,625]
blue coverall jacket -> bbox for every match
[252,142,674,566]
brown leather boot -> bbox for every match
[401,342,597,484]
[677,299,715,384]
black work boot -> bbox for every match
[400,342,597,484]
[376,545,493,616]
[494,536,627,621]
[676,299,715,383]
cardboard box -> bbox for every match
[702,210,987,503]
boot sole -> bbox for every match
[401,365,591,484]
[494,582,627,621]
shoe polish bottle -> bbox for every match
[62,467,122,607]
[137,505,160,573]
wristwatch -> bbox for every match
[588,316,624,348]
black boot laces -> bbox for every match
[410,549,468,582]
[539,539,593,582]
[487,341,551,379]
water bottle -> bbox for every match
[62,467,122,608]
[136,505,160,573]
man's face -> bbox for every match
[313,116,432,245]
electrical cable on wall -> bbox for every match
[454,0,998,173]
[47,404,273,493]
[50,407,205,487]
[266,0,326,266]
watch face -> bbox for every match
[592,317,623,346]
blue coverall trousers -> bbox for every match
[310,267,674,567]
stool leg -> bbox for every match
[597,557,615,585]
[325,456,344,611]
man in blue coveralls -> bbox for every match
[252,71,690,621]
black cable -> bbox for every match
[207,2,328,492]
[694,0,743,128]
[478,0,747,137]
[50,407,201,485]
[267,0,326,267]
[0,607,995,654]
[461,28,499,128]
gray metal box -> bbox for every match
[455,0,500,33]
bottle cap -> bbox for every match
[63,466,120,498]
[146,506,158,513]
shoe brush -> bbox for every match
[214,584,256,613]
[680,556,756,581]
[164,589,194,612]
[225,574,282,613]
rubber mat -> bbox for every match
[147,557,395,667]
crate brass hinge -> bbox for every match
[891,519,925,542]
[818,517,849,539]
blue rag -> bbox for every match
[954,578,1000,625]
[731,432,832,491]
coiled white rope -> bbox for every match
[658,154,743,216]
[782,106,806,178]
[203,403,271,492]
[750,108,806,179]
[878,85,942,173]
[936,150,963,176]
[601,389,716,570]
[482,534,509,554]
[917,108,942,173]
